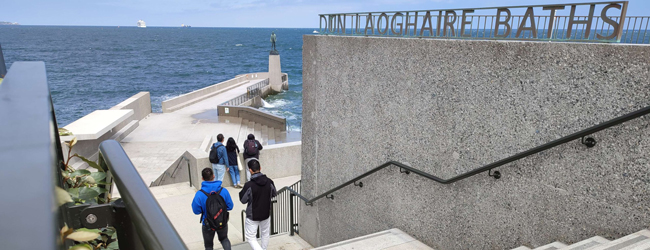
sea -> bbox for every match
[0,26,311,131]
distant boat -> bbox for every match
[235,44,243,47]
[137,20,146,28]
[181,24,191,28]
[313,30,319,34]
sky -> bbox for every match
[2,0,650,28]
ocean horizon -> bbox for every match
[0,26,310,130]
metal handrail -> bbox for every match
[99,140,187,250]
[284,104,650,206]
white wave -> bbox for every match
[235,44,243,46]
[266,99,289,107]
[261,99,274,108]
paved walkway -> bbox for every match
[120,79,266,185]
[151,175,302,250]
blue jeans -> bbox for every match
[228,165,240,185]
[212,164,226,182]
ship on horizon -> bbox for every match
[137,20,146,28]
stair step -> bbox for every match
[238,119,249,147]
[276,130,286,144]
[268,128,276,145]
[512,247,533,250]
[586,229,650,250]
[559,236,609,250]
[534,242,567,250]
[260,125,269,146]
[254,123,262,142]
[247,121,255,139]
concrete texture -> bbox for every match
[314,228,433,250]
[218,105,287,131]
[110,91,152,121]
[301,35,650,249]
[64,110,133,140]
[161,75,249,113]
[269,54,283,92]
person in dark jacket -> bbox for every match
[191,168,234,250]
[212,134,229,182]
[239,160,276,250]
[226,137,242,188]
[242,134,263,181]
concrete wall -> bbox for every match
[301,36,650,249]
[161,75,248,113]
[110,91,152,121]
[182,141,302,190]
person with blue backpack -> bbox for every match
[192,168,234,250]
[209,134,229,182]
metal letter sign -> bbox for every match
[318,1,642,43]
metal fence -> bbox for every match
[222,79,269,106]
[271,180,302,235]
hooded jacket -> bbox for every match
[239,172,276,221]
[191,180,234,225]
[243,134,263,159]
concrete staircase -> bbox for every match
[512,229,650,250]
[236,118,287,148]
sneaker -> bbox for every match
[236,184,243,188]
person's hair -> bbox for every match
[226,137,238,152]
[202,168,214,181]
[248,159,261,173]
[217,134,224,142]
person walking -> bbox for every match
[210,134,229,182]
[239,160,276,250]
[226,137,242,188]
[242,134,263,181]
[192,168,234,250]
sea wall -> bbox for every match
[161,75,249,113]
[300,36,650,249]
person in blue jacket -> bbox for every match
[192,168,234,250]
[212,134,229,182]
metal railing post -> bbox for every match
[289,193,295,236]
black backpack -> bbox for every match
[244,140,258,157]
[209,144,224,163]
[200,188,229,230]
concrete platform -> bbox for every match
[149,175,301,250]
[120,79,266,185]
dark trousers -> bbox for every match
[202,224,231,250]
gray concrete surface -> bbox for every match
[300,35,650,249]
[269,54,283,92]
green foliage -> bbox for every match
[57,133,119,249]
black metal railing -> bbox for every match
[271,180,301,236]
[273,103,650,235]
[0,62,187,250]
[222,79,270,106]
[241,180,301,241]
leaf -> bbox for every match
[70,137,78,147]
[74,154,104,172]
[78,187,100,201]
[60,224,74,243]
[56,186,73,206]
[67,231,100,242]
[58,128,74,136]
[70,169,91,178]
[82,176,96,185]
[107,241,119,249]
[89,172,106,182]
[75,228,101,234]
[88,186,107,194]
[69,244,92,250]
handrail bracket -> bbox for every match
[488,169,501,180]
[581,136,597,148]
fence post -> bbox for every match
[289,193,295,236]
